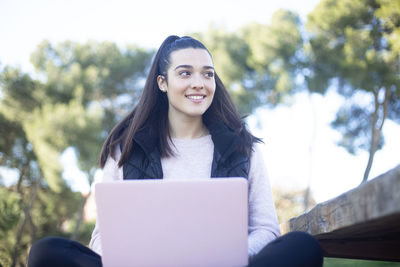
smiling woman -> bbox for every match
[27,35,323,267]
[157,48,216,139]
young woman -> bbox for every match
[28,35,323,267]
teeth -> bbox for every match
[187,95,204,100]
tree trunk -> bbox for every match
[10,143,40,267]
[72,170,96,240]
[27,179,40,244]
[71,192,90,241]
[362,127,379,184]
[10,163,29,267]
[361,88,390,184]
[10,175,39,267]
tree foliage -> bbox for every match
[0,41,153,265]
[243,10,303,97]
[306,0,400,182]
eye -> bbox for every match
[204,71,214,78]
[179,71,191,76]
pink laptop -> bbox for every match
[95,178,248,267]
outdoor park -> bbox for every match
[0,0,399,266]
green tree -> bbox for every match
[306,0,400,183]
[0,40,153,265]
[0,81,84,266]
[242,9,304,106]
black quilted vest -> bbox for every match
[123,122,250,180]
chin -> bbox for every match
[185,109,208,117]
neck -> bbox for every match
[168,114,208,139]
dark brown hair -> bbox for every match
[99,35,260,168]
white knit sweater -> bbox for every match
[89,135,280,258]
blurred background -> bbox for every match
[0,0,399,266]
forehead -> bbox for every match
[169,48,213,69]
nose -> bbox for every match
[191,73,204,90]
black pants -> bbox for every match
[28,231,323,267]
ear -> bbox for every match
[157,75,167,92]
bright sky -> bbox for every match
[1,0,399,204]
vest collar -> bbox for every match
[133,126,158,159]
[206,121,242,161]
[132,121,241,161]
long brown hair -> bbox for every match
[99,35,260,168]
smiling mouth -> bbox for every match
[186,95,206,100]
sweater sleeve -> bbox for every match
[248,143,281,258]
[88,147,123,255]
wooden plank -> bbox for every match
[317,213,400,261]
[320,238,400,261]
[280,165,400,261]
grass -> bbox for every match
[323,258,400,266]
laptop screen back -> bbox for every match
[95,178,248,267]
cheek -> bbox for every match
[167,81,182,98]
[209,82,216,96]
[169,80,187,93]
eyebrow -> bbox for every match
[174,64,214,71]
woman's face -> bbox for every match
[157,48,216,122]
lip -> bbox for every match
[185,94,206,103]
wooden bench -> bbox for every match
[280,165,400,262]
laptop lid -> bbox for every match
[95,178,248,267]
